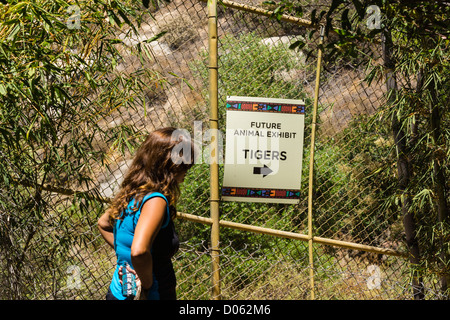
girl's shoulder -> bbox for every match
[115,192,169,229]
[133,192,170,228]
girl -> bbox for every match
[97,127,194,300]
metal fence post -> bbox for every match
[307,25,325,300]
[208,0,221,300]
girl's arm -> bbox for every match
[130,197,166,291]
[98,209,114,248]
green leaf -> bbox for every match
[7,24,20,41]
[142,31,167,43]
[289,39,306,50]
[327,0,344,17]
[105,39,123,44]
[351,0,365,19]
[341,8,351,30]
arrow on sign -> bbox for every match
[253,165,273,178]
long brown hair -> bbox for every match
[108,127,194,223]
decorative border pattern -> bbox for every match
[226,101,305,114]
[222,186,300,199]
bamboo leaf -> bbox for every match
[142,31,167,43]
[7,23,20,41]
[289,39,306,50]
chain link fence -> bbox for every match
[0,0,446,300]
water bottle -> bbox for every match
[121,263,137,298]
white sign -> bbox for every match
[222,96,305,204]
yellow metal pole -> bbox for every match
[307,25,325,301]
[176,212,407,257]
[207,0,221,300]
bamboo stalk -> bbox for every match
[207,0,221,301]
[199,0,317,29]
[15,179,110,203]
[176,212,407,257]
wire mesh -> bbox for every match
[0,0,446,300]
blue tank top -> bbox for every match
[109,192,178,300]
